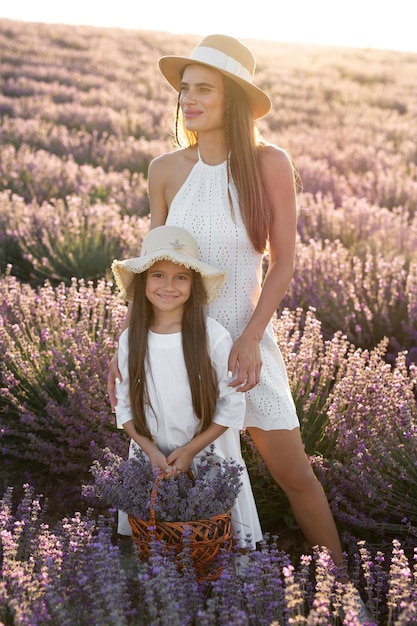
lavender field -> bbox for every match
[0,18,416,625]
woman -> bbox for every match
[108,34,344,568]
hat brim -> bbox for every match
[112,252,226,304]
[159,56,271,119]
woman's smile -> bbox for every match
[179,65,225,132]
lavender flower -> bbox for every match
[85,447,243,522]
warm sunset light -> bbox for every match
[1,0,417,53]
[1,3,417,621]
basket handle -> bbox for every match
[149,469,194,526]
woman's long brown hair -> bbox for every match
[128,271,218,440]
[174,75,273,253]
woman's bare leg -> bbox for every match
[248,426,344,568]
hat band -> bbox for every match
[189,46,253,83]
[140,242,197,259]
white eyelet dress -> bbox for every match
[166,152,299,431]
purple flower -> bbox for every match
[85,447,243,522]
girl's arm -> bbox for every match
[115,332,172,473]
[107,305,132,411]
[228,145,297,392]
[122,420,171,473]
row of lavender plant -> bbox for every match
[0,272,128,515]
[2,190,416,363]
[1,484,416,625]
[1,125,416,209]
[281,238,417,364]
[1,20,416,216]
[1,18,416,361]
[243,309,417,552]
[0,146,149,210]
[1,129,415,216]
[0,191,149,284]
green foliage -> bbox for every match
[0,273,129,515]
[0,193,149,286]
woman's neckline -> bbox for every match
[197,146,227,167]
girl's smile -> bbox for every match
[145,260,193,318]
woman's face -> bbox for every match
[179,64,225,133]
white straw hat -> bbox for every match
[159,34,271,119]
[112,226,226,303]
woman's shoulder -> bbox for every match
[259,143,293,167]
[149,147,199,211]
[149,146,197,173]
[259,143,296,183]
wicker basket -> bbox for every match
[128,471,233,581]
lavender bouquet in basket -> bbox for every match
[84,447,243,522]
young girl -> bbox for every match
[111,224,262,548]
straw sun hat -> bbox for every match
[112,226,226,303]
[159,34,271,119]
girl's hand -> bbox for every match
[228,332,262,392]
[166,447,194,475]
[107,352,121,412]
[147,449,173,476]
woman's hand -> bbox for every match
[227,331,262,392]
[107,351,121,412]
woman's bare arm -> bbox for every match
[228,146,297,391]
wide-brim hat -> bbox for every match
[112,225,226,303]
[159,34,271,119]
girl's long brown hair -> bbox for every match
[128,271,218,440]
[174,75,273,253]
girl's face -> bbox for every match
[179,64,225,133]
[145,260,193,316]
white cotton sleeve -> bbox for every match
[114,329,134,428]
[206,317,246,430]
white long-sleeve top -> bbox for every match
[115,316,262,546]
